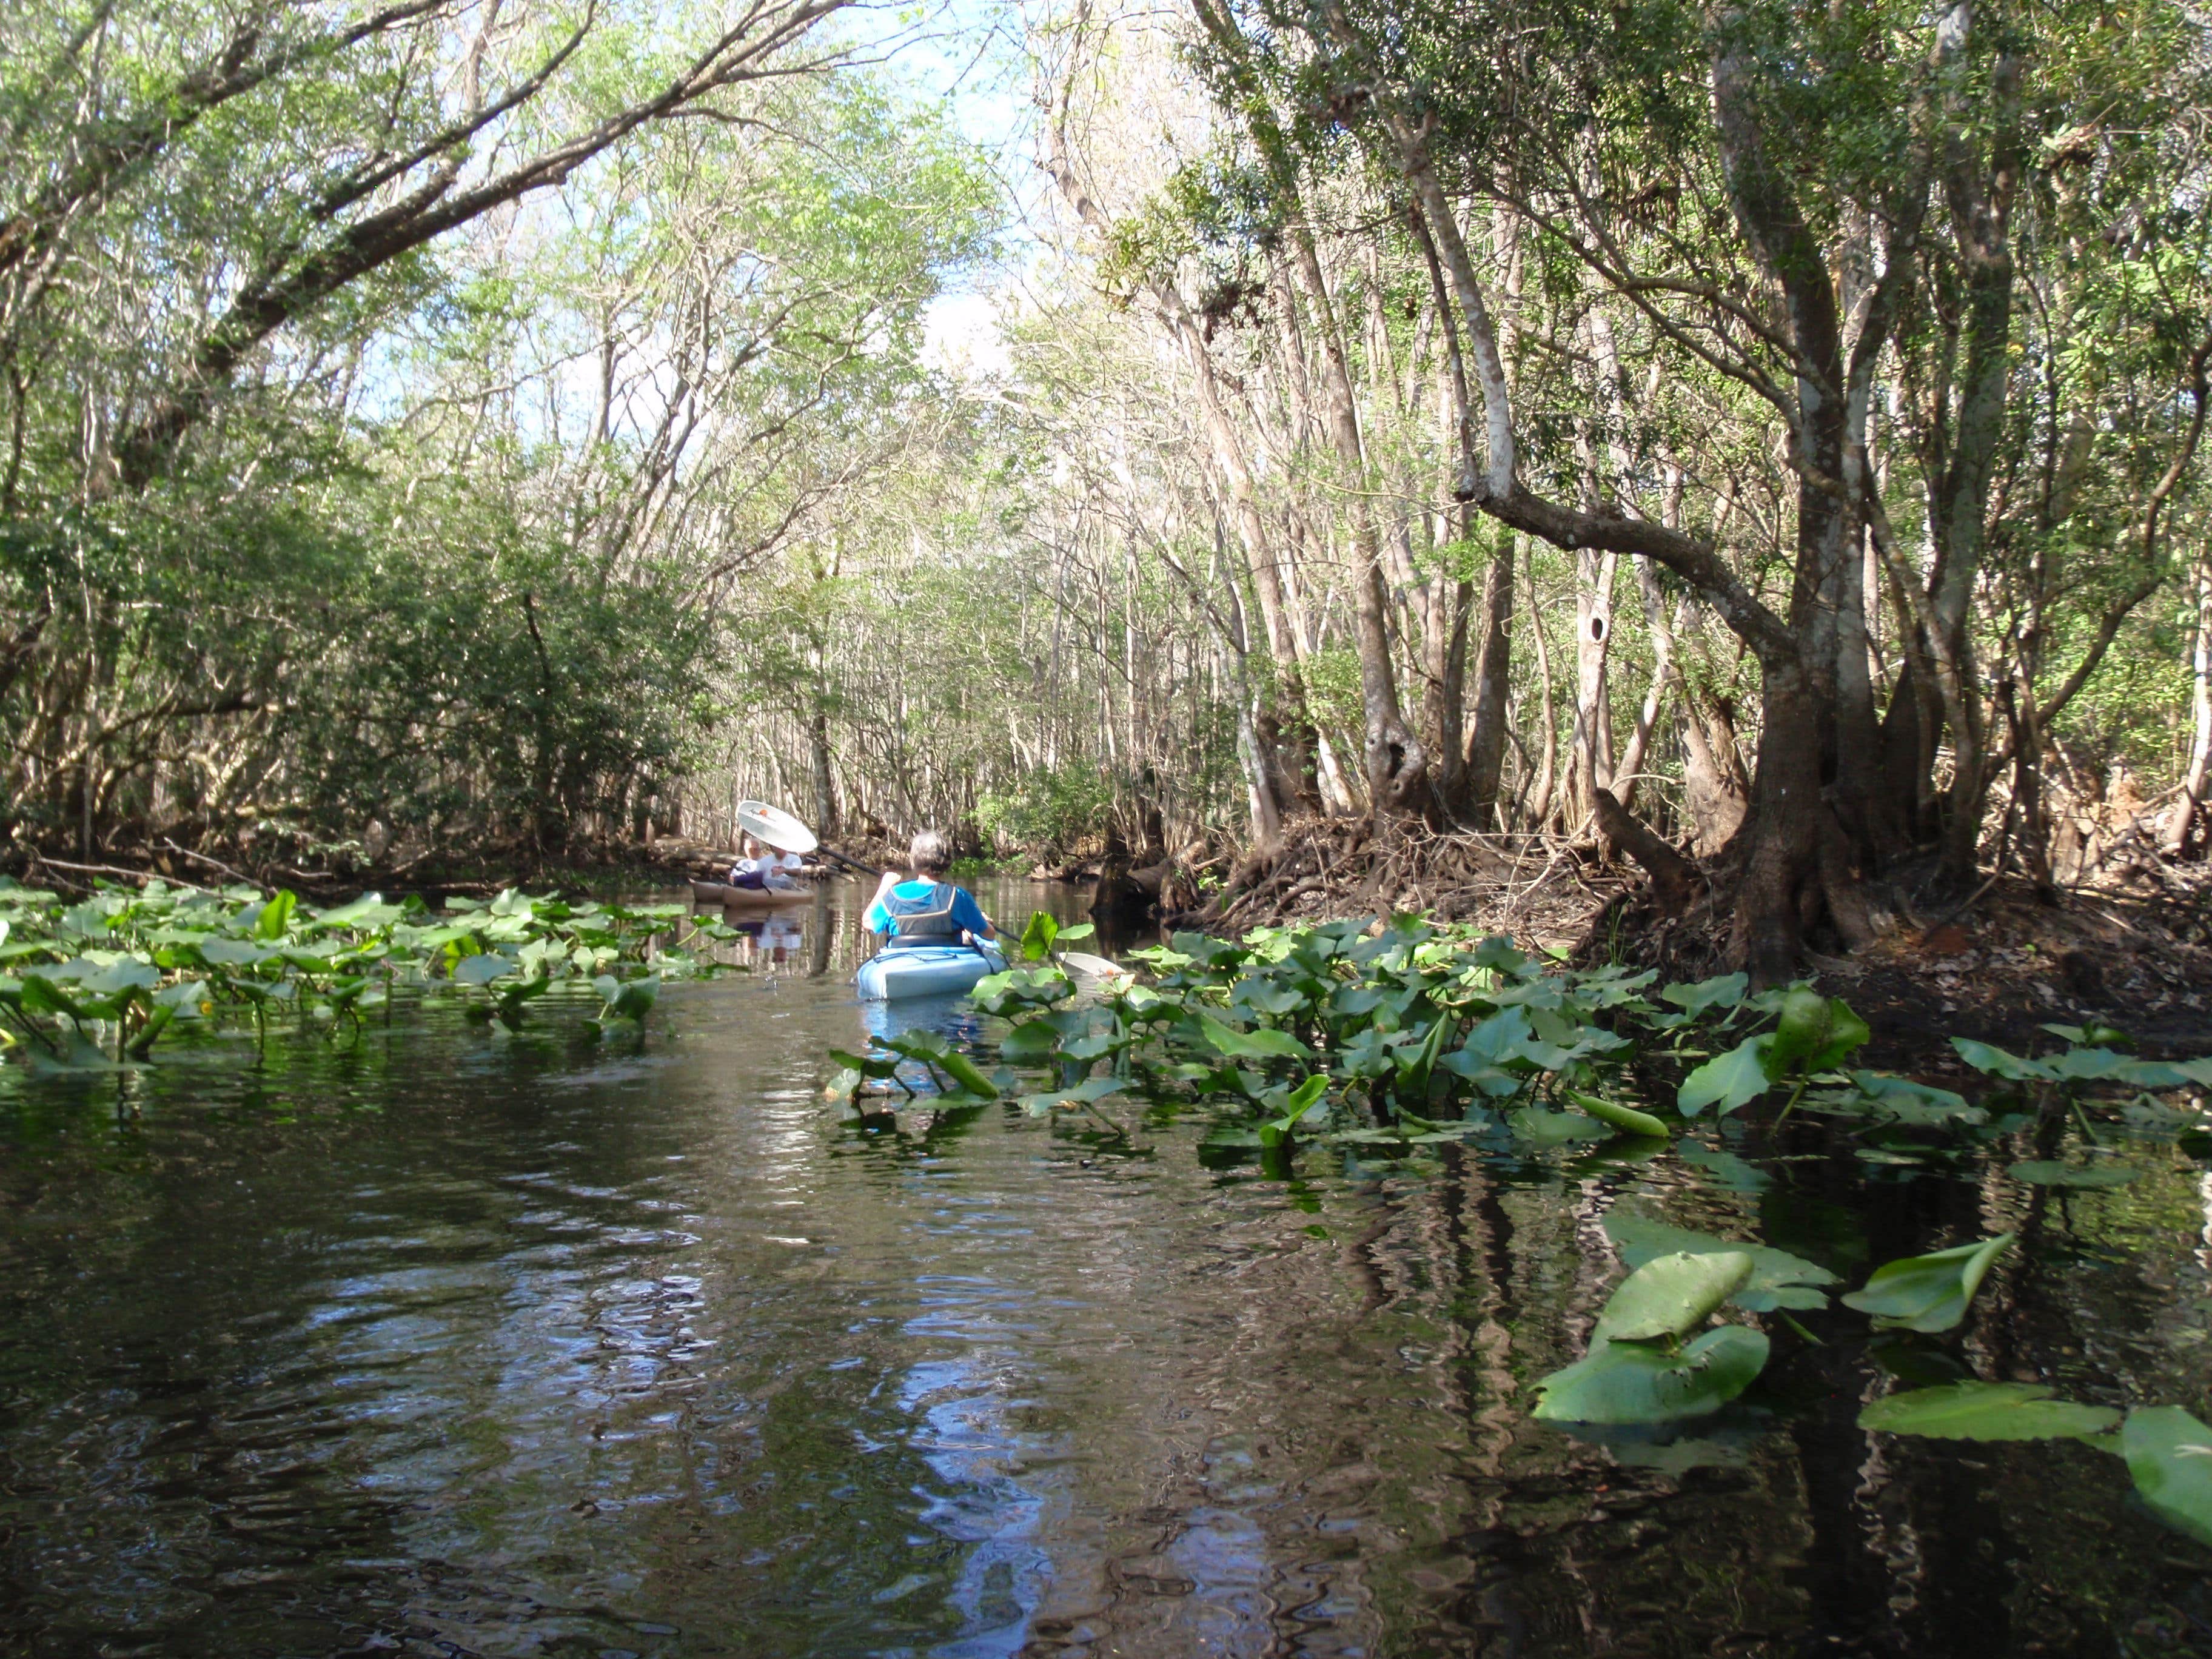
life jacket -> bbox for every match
[880,880,961,945]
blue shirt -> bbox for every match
[865,880,993,939]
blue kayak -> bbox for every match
[855,942,1007,1002]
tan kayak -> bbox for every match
[689,880,816,910]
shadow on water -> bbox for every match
[0,872,2208,1657]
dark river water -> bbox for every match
[2,876,2208,1658]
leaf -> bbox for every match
[2006,1160,2140,1188]
[1847,1072,1982,1125]
[1679,1034,1775,1116]
[1193,1011,1309,1063]
[1019,1076,1126,1113]
[936,1050,1001,1101]
[76,957,159,996]
[18,974,84,1021]
[1593,1250,1754,1343]
[1019,910,1060,963]
[253,890,299,940]
[594,974,659,1021]
[1604,1212,1836,1312]
[195,937,271,966]
[1259,1074,1330,1146]
[1054,922,1095,943]
[1507,1106,1612,1144]
[1840,1234,2013,1332]
[1532,1326,1770,1424]
[999,1020,1062,1063]
[453,952,515,985]
[1858,1382,2119,1441]
[1660,973,1749,1017]
[1951,1037,2056,1082]
[826,1047,902,1081]
[1569,1091,1668,1139]
[1769,989,1869,1075]
[2123,1407,2212,1547]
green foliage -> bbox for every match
[0,878,718,1063]
[976,765,1118,860]
[1858,1384,2120,1442]
[1603,1212,1836,1313]
[2122,1408,2212,1547]
[1840,1236,2014,1333]
[1532,1251,1769,1424]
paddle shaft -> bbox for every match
[814,844,882,877]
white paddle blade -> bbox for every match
[736,799,819,855]
[1059,951,1129,983]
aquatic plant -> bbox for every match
[834,907,2212,1550]
[936,914,2208,1173]
[0,879,729,1068]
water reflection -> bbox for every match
[0,876,2207,1657]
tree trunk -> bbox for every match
[1463,531,1515,822]
[1524,543,1560,830]
[1611,557,1679,814]
[2165,557,2212,857]
[1569,548,1618,831]
[1175,311,1315,817]
[1284,202,1427,813]
[808,698,838,839]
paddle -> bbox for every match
[736,799,882,877]
[1060,950,1130,982]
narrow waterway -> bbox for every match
[1,876,2208,1657]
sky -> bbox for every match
[844,0,1042,379]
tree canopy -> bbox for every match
[4,0,2209,974]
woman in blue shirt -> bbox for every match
[864,830,996,945]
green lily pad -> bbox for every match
[1951,1038,2054,1082]
[998,1020,1061,1062]
[1769,990,1869,1075]
[1594,1251,1754,1344]
[1678,1034,1774,1116]
[1507,1107,1611,1145]
[1194,1011,1310,1063]
[1604,1213,1835,1312]
[1859,1381,2120,1441]
[1532,1326,1770,1424]
[2123,1406,2212,1547]
[1840,1235,2012,1333]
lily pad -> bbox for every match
[1951,1038,2054,1082]
[2123,1406,2212,1547]
[1532,1326,1770,1424]
[1193,1012,1310,1063]
[452,952,516,985]
[1859,1381,2120,1441]
[1769,990,1870,1075]
[1678,1034,1774,1116]
[1840,1235,2012,1333]
[1594,1251,1754,1344]
[999,1021,1061,1062]
[1604,1213,1835,1312]
[1507,1107,1611,1145]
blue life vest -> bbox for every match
[879,881,960,945]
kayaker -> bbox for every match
[730,835,804,891]
[865,830,996,945]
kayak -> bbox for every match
[856,942,1008,1001]
[689,879,816,910]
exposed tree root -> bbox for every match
[1164,814,1632,948]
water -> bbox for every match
[2,876,2209,1657]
